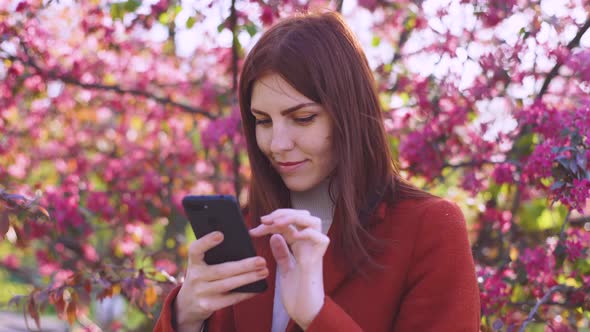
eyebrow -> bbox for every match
[251,102,318,116]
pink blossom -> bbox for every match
[399,131,443,180]
[7,154,29,179]
[86,191,115,220]
[117,237,138,256]
[566,50,590,82]
[522,141,556,181]
[492,163,515,184]
[357,0,378,11]
[482,208,512,233]
[556,178,590,214]
[460,171,484,195]
[155,258,178,275]
[520,247,557,296]
[2,255,20,269]
[201,110,241,149]
[36,250,60,276]
[478,266,512,315]
[83,244,99,263]
[260,6,274,26]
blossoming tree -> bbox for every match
[1,0,588,330]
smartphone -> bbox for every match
[182,195,268,293]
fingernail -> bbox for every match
[212,232,223,241]
[255,258,265,267]
[258,268,268,276]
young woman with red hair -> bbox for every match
[155,11,480,332]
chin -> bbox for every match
[282,178,316,192]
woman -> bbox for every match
[155,11,480,332]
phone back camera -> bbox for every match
[193,204,208,211]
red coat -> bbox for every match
[154,197,481,331]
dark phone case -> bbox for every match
[182,195,268,293]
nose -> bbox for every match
[270,125,294,153]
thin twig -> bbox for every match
[229,0,242,197]
[518,285,567,332]
[5,43,216,119]
[537,16,590,99]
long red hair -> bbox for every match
[239,11,430,267]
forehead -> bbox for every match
[251,74,313,111]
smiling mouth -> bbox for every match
[274,160,308,173]
[277,160,306,166]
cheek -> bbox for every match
[323,137,336,166]
[255,129,269,153]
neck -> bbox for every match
[290,178,336,223]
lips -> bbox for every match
[277,161,306,166]
[274,160,308,173]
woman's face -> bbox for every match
[250,73,336,192]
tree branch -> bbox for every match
[230,0,242,197]
[442,159,517,169]
[6,42,217,119]
[518,285,569,332]
[499,17,590,268]
[537,16,590,99]
[334,0,344,12]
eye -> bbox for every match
[294,114,317,124]
[255,118,272,126]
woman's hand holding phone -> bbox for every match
[175,231,269,332]
[249,209,329,330]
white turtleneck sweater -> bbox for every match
[271,180,336,332]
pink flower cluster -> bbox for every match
[519,246,557,297]
[477,266,512,315]
[482,207,512,233]
[566,50,590,83]
[491,163,516,184]
[201,109,242,149]
[557,178,590,214]
[86,191,116,220]
[399,131,444,180]
[519,104,589,212]
[463,0,517,27]
[522,140,556,180]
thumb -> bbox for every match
[270,234,293,273]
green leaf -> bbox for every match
[244,23,258,37]
[576,152,587,170]
[124,0,141,12]
[217,22,225,33]
[371,36,381,47]
[550,180,565,191]
[537,206,566,230]
[110,3,123,20]
[404,15,416,30]
[159,12,170,25]
[510,284,526,302]
[511,133,535,158]
[110,0,141,20]
[519,200,567,232]
[186,16,196,29]
[399,92,410,105]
